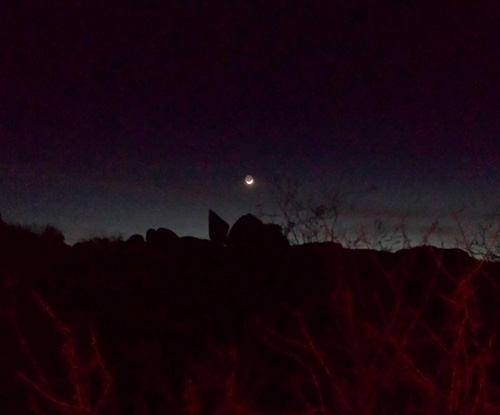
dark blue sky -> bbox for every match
[1,0,499,245]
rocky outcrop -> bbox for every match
[145,227,179,248]
[5,211,500,415]
[208,209,229,245]
[126,233,145,246]
[226,213,289,255]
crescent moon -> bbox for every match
[245,175,254,185]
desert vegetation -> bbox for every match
[1,208,500,415]
[263,178,500,260]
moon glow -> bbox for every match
[245,175,254,185]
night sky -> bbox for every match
[1,0,499,245]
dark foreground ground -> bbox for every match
[2,212,500,415]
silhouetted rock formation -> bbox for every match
[3,212,500,415]
[146,227,179,248]
[208,209,229,245]
[124,234,146,257]
[226,213,289,257]
[126,233,145,245]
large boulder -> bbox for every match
[208,209,229,245]
[145,227,179,248]
[126,233,145,246]
[125,234,146,256]
[226,214,289,253]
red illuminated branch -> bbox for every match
[11,292,115,415]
